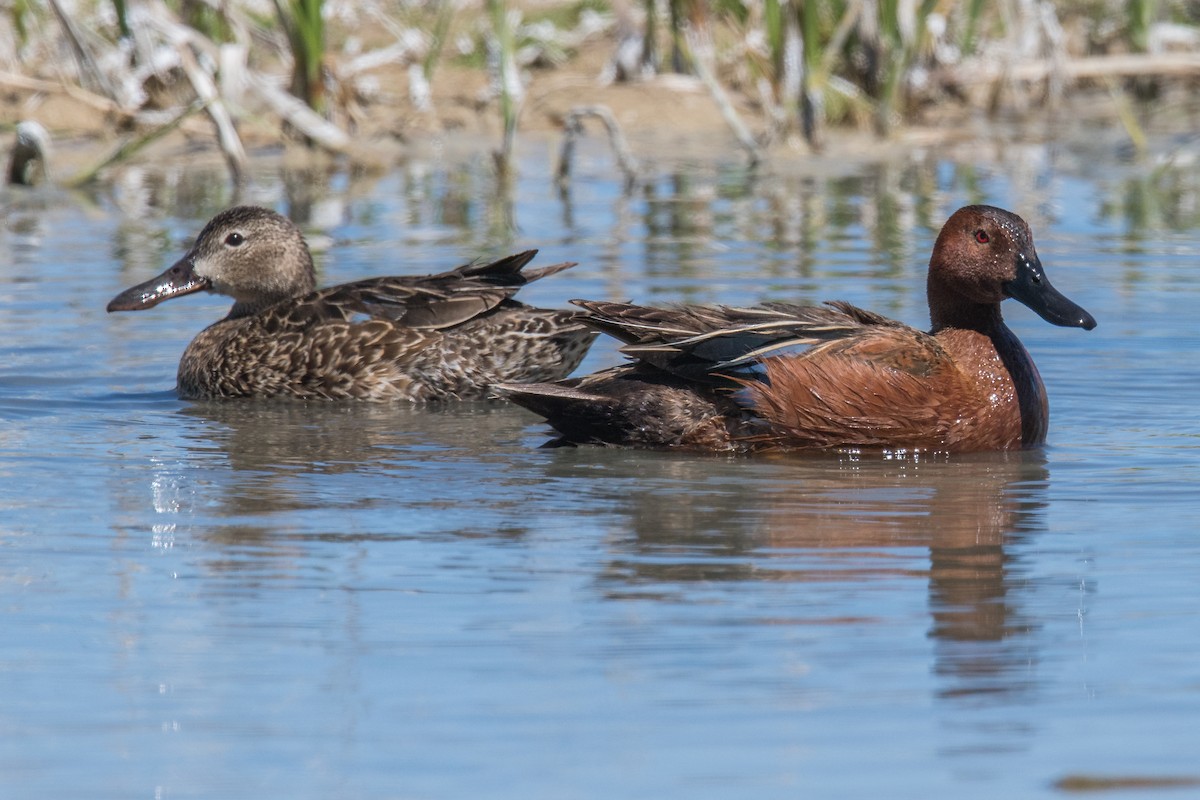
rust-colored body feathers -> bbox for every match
[500,205,1096,453]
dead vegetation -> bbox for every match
[2,1,1199,187]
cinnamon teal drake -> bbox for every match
[498,205,1096,453]
[107,206,597,401]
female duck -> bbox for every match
[107,206,596,401]
[499,205,1096,453]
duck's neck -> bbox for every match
[927,281,1004,335]
[227,298,281,319]
[226,283,314,320]
[928,286,1049,446]
[225,265,317,320]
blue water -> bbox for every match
[2,131,1199,799]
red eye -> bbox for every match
[974,230,989,244]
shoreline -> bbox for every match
[4,12,1200,186]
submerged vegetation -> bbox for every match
[1,1,1199,183]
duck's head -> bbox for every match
[928,205,1096,332]
[107,206,317,314]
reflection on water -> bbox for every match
[115,388,1053,712]
[4,130,1200,798]
[106,401,549,591]
[112,390,1056,727]
[579,450,1049,702]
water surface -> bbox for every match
[2,131,1199,798]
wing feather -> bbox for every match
[259,250,577,332]
[571,299,923,383]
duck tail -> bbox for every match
[495,373,736,450]
[513,259,578,284]
[462,250,578,285]
[493,381,604,420]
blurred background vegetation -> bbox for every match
[2,0,1199,176]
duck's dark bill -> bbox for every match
[107,258,210,312]
[1004,257,1097,331]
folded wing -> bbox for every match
[270,250,577,332]
[573,299,913,382]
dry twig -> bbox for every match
[69,100,208,187]
[555,105,639,191]
[683,29,761,166]
[245,74,352,153]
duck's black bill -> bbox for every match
[107,257,210,312]
[1004,256,1097,330]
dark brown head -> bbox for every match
[927,205,1096,332]
[107,206,317,314]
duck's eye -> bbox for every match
[225,232,245,247]
[974,230,989,244]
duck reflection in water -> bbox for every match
[586,448,1049,703]
[111,402,544,567]
[172,400,542,506]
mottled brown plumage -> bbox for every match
[107,206,597,400]
[499,205,1097,453]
